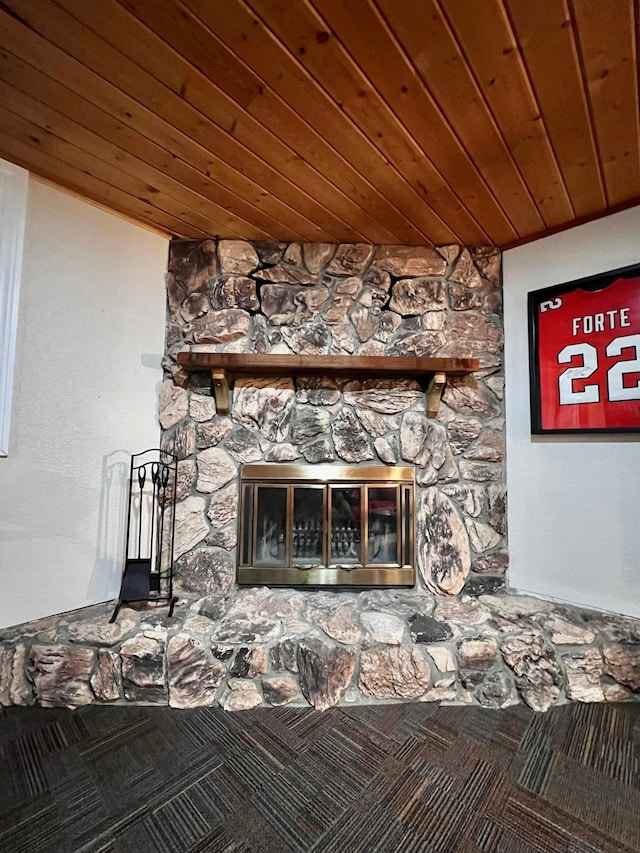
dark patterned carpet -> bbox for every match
[1,701,638,853]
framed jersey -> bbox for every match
[528,264,640,434]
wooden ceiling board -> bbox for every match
[0,77,274,240]
[0,124,204,238]
[0,103,222,236]
[375,0,545,239]
[441,0,576,227]
[570,0,640,207]
[4,2,360,243]
[0,32,321,242]
[40,0,363,241]
[246,0,487,244]
[0,0,638,247]
[180,0,434,245]
[504,0,606,219]
[309,0,518,246]
[114,0,403,244]
[0,6,337,242]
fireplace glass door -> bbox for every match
[330,486,361,567]
[367,486,399,565]
[238,465,414,587]
[255,486,286,565]
[293,486,324,566]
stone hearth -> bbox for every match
[0,590,638,711]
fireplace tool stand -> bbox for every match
[110,448,178,623]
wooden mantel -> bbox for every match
[176,352,479,417]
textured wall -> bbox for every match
[504,205,640,619]
[0,179,168,629]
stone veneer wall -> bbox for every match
[1,240,638,713]
[162,239,507,601]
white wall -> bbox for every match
[0,179,168,628]
[504,206,640,618]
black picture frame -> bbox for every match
[528,262,640,434]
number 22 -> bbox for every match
[557,333,640,405]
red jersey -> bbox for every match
[535,275,640,431]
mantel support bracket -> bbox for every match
[426,372,447,418]
[211,369,230,415]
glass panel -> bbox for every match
[330,486,361,565]
[255,486,287,565]
[293,487,324,565]
[367,486,398,564]
[241,484,252,565]
[403,486,411,567]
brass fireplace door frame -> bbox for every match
[237,464,415,588]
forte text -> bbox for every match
[571,308,631,336]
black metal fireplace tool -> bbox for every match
[110,448,178,622]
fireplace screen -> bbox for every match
[238,465,415,587]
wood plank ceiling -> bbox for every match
[0,0,638,248]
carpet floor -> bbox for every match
[0,701,638,853]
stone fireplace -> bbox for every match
[162,239,507,601]
[2,239,639,714]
